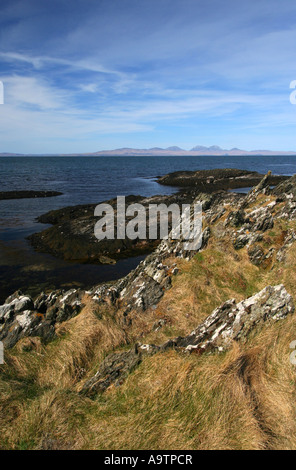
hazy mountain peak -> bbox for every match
[166,146,184,151]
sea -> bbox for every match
[0,154,295,303]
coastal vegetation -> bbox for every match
[1,171,296,450]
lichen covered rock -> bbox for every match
[0,288,84,348]
[173,285,294,353]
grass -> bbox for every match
[1,195,296,449]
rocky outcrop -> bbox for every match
[0,190,63,200]
[89,192,211,318]
[272,174,296,200]
[80,344,143,397]
[157,168,287,192]
[276,231,296,262]
[81,285,294,395]
[170,284,293,353]
[27,193,192,263]
[3,171,296,353]
[227,178,276,263]
[0,288,84,348]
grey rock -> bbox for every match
[80,344,142,397]
[248,245,274,266]
[276,231,296,262]
[81,285,294,395]
[0,288,84,349]
[249,207,274,232]
[225,209,246,227]
[173,284,294,353]
[248,244,265,266]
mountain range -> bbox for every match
[1,145,296,157]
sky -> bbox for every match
[0,0,296,154]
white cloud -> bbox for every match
[3,75,68,109]
[1,0,296,152]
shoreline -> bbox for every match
[0,190,63,200]
[0,167,292,305]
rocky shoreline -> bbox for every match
[1,168,296,359]
[0,190,63,200]
[26,168,285,264]
[157,168,288,191]
[3,167,296,450]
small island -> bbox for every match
[0,190,63,200]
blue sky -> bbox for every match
[0,0,296,153]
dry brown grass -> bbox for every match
[1,201,296,449]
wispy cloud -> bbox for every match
[0,0,296,152]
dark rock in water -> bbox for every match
[157,168,288,192]
[27,193,195,263]
[26,169,285,264]
[0,190,62,200]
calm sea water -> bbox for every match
[0,154,295,302]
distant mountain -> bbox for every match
[190,145,209,151]
[87,146,296,157]
[166,146,185,151]
[0,152,24,156]
[190,145,223,152]
[1,146,296,157]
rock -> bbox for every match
[240,172,274,208]
[14,296,34,313]
[90,195,209,317]
[157,169,287,192]
[231,205,274,251]
[225,209,246,227]
[80,344,142,396]
[0,288,84,349]
[169,285,294,353]
[27,193,194,263]
[81,285,294,395]
[0,294,34,323]
[247,244,266,266]
[25,170,286,264]
[276,231,296,262]
[0,190,63,200]
[272,174,296,199]
[248,207,274,232]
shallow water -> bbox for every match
[0,154,295,302]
